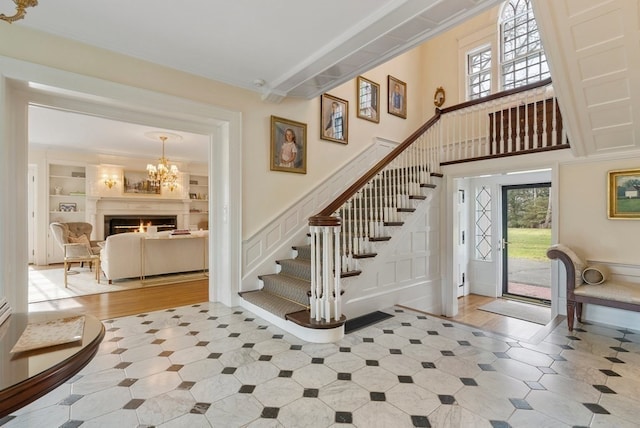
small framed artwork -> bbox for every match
[59,202,77,212]
[321,93,348,144]
[388,75,407,119]
[124,170,161,194]
[270,115,307,174]
[356,76,380,123]
[189,193,197,199]
[608,168,640,219]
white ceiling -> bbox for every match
[18,0,503,160]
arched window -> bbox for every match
[500,0,549,89]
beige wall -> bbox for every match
[0,24,425,239]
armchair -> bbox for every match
[49,222,102,287]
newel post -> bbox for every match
[308,215,342,322]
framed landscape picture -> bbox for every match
[388,75,407,119]
[608,168,640,219]
[320,93,348,144]
[270,115,307,174]
[356,76,380,123]
[124,170,161,194]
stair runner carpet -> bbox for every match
[241,245,311,318]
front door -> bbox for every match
[501,183,552,304]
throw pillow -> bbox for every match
[68,234,91,249]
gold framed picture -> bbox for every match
[388,75,407,119]
[320,93,348,144]
[270,115,307,174]
[608,168,640,219]
[356,76,380,123]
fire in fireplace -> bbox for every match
[104,215,177,237]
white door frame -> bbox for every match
[0,56,242,312]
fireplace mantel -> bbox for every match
[87,196,190,240]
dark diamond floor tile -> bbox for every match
[114,362,132,369]
[335,411,353,423]
[339,347,351,352]
[401,322,411,326]
[222,367,237,374]
[417,316,427,320]
[188,330,199,336]
[366,360,379,366]
[574,328,587,332]
[304,388,319,398]
[136,314,148,317]
[460,378,477,386]
[458,340,471,346]
[383,329,394,334]
[208,352,222,359]
[411,415,431,427]
[593,385,616,394]
[398,375,413,383]
[111,348,127,355]
[566,335,581,341]
[261,407,280,418]
[312,357,324,364]
[59,394,83,405]
[243,317,253,321]
[441,351,454,356]
[258,325,268,330]
[158,351,173,357]
[525,381,546,390]
[196,341,209,346]
[290,344,303,350]
[370,391,386,401]
[489,421,512,428]
[605,357,625,363]
[118,378,138,387]
[60,421,83,428]
[234,311,243,314]
[390,349,402,355]
[395,309,405,313]
[338,373,352,381]
[229,332,240,337]
[272,334,283,339]
[167,364,184,372]
[583,403,610,414]
[208,316,218,320]
[422,362,436,369]
[178,322,190,327]
[442,323,454,327]
[239,385,256,393]
[494,352,510,359]
[410,339,422,344]
[438,395,456,405]
[427,331,439,335]
[363,338,374,343]
[615,337,632,343]
[123,398,145,410]
[600,369,621,377]
[610,346,629,352]
[151,339,165,345]
[559,344,574,350]
[472,331,486,337]
[108,336,123,342]
[509,398,532,410]
[259,355,272,361]
[217,324,229,328]
[191,402,211,414]
[177,381,196,390]
[242,343,255,348]
[279,370,293,378]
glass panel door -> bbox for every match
[501,183,551,304]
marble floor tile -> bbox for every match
[5,303,640,428]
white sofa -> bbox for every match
[101,230,208,282]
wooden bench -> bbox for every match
[547,244,640,331]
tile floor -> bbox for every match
[2,303,639,427]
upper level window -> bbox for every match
[467,45,492,100]
[500,0,549,89]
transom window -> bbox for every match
[500,0,549,89]
[467,45,492,100]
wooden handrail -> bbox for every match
[310,77,554,221]
[312,111,442,219]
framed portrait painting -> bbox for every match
[270,115,307,174]
[388,75,407,119]
[356,76,380,123]
[608,168,640,219]
[320,93,348,144]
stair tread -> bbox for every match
[240,290,308,319]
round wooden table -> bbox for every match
[0,311,105,417]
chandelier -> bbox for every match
[145,132,181,192]
[0,0,38,23]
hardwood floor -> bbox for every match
[28,279,209,320]
[29,286,560,343]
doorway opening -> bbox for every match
[501,183,552,306]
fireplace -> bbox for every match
[104,215,177,237]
